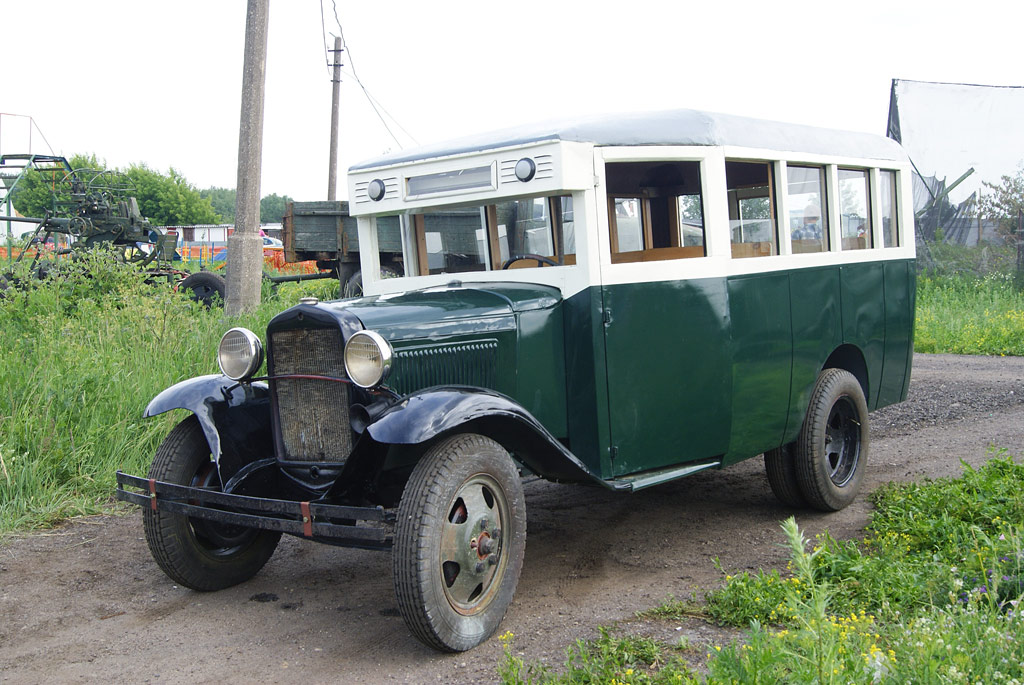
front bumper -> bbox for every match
[115,471,394,549]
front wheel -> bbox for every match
[143,416,281,591]
[794,368,869,511]
[393,434,526,652]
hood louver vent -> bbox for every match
[388,340,499,395]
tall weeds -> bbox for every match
[0,251,305,534]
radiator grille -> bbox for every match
[389,340,499,395]
[269,327,352,462]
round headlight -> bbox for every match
[344,330,393,389]
[217,327,264,381]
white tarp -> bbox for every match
[890,79,1024,205]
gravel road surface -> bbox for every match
[2,353,1023,683]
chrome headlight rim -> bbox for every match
[217,327,264,381]
[344,329,393,389]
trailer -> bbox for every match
[281,200,403,297]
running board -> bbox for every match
[604,460,721,492]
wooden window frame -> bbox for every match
[609,191,709,264]
[726,160,779,259]
[410,196,574,275]
[837,167,873,251]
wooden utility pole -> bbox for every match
[226,0,270,316]
[327,36,342,201]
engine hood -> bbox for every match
[319,282,561,340]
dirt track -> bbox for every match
[3,353,1024,684]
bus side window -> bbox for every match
[726,161,777,258]
[606,161,706,263]
[880,170,899,248]
[787,165,829,253]
[838,168,871,250]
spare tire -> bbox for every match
[179,271,226,308]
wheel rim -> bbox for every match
[188,461,259,554]
[438,474,510,615]
[824,396,861,487]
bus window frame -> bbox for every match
[599,147,715,269]
[409,195,577,276]
[353,144,914,298]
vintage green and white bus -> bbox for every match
[118,108,914,654]
[347,108,913,493]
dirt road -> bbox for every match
[2,354,1023,684]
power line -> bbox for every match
[336,66,420,146]
[318,1,331,78]
[328,0,417,148]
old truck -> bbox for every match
[281,200,403,296]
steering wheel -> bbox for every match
[501,254,559,269]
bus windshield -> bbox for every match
[408,195,575,275]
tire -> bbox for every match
[764,443,807,508]
[393,434,526,652]
[179,271,226,308]
[342,265,400,299]
[794,368,869,511]
[143,416,281,591]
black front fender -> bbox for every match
[366,387,605,486]
[145,374,272,487]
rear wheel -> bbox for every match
[143,416,280,590]
[764,443,807,508]
[794,368,869,511]
[393,434,526,652]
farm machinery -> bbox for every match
[0,154,225,300]
[2,154,178,271]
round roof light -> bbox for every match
[367,178,386,201]
[514,158,536,182]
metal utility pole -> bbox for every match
[327,36,342,201]
[226,0,270,316]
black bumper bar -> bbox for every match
[115,471,394,548]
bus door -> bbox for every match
[599,160,732,477]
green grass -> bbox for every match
[498,627,701,684]
[499,454,1024,683]
[916,272,1024,355]
[0,250,332,535]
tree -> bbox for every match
[9,153,105,219]
[122,164,220,226]
[201,187,236,223]
[978,163,1024,245]
[259,193,292,224]
[10,155,221,227]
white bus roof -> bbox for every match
[350,108,906,172]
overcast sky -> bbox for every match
[3,1,1022,204]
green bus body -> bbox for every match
[330,259,913,483]
[347,110,916,486]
